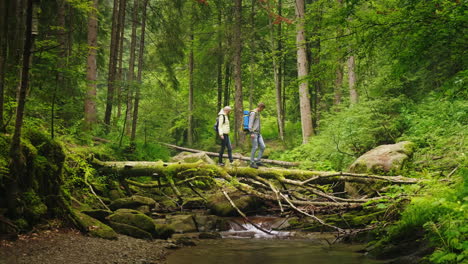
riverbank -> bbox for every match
[0,228,171,264]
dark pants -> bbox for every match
[219,134,233,163]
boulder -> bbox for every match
[170,152,215,164]
[199,232,222,239]
[346,141,415,197]
[73,211,118,240]
[207,189,264,217]
[108,189,125,201]
[108,209,156,235]
[81,209,113,223]
[109,195,157,210]
[109,221,152,240]
[165,215,197,233]
[349,141,415,174]
[154,224,175,239]
[193,215,228,232]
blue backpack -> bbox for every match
[243,110,251,132]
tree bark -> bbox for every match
[84,0,98,130]
[249,0,255,111]
[334,61,343,106]
[233,0,244,146]
[125,0,139,136]
[104,0,121,130]
[8,0,35,217]
[223,60,230,107]
[131,0,148,141]
[0,0,9,132]
[295,0,314,144]
[348,55,358,104]
[216,11,224,112]
[117,0,127,119]
[187,18,194,146]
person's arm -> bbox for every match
[218,114,225,138]
[248,111,256,132]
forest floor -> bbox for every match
[0,228,172,264]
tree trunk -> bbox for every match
[8,0,34,217]
[125,0,138,136]
[295,0,314,144]
[269,1,284,141]
[0,0,8,132]
[249,0,255,110]
[334,0,343,107]
[223,60,230,107]
[84,0,98,130]
[187,34,194,146]
[131,0,148,142]
[117,0,127,119]
[104,0,121,130]
[233,0,244,146]
[277,0,285,138]
[348,55,358,104]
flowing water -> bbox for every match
[166,217,383,264]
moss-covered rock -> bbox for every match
[108,189,125,201]
[73,211,118,240]
[81,209,113,223]
[349,141,415,174]
[193,214,228,232]
[109,195,157,211]
[154,224,175,239]
[108,209,156,235]
[165,215,197,233]
[109,221,152,240]
[199,232,222,239]
[207,189,264,217]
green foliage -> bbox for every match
[277,97,406,170]
[383,174,468,264]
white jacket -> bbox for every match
[218,109,230,136]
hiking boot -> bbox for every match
[256,162,265,166]
[218,162,225,166]
[250,162,258,169]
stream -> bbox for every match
[166,217,383,264]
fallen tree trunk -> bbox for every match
[95,160,418,185]
[161,142,300,167]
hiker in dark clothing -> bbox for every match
[217,106,233,166]
[248,103,266,169]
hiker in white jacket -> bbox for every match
[218,106,233,166]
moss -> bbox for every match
[108,209,156,235]
[74,211,118,240]
[109,195,157,210]
[207,190,264,217]
[109,221,153,240]
[22,190,48,222]
[154,224,175,239]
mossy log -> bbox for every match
[94,160,418,185]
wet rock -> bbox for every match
[165,215,197,233]
[175,237,196,246]
[108,209,156,235]
[170,152,215,164]
[193,214,228,232]
[109,195,157,211]
[198,232,222,239]
[207,189,264,217]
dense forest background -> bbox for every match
[0,0,466,263]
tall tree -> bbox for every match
[348,55,358,104]
[248,0,255,110]
[84,0,98,130]
[131,0,148,142]
[8,0,35,216]
[233,0,244,146]
[295,0,314,144]
[125,0,139,136]
[333,0,344,106]
[216,11,223,111]
[187,17,194,146]
[0,0,8,132]
[104,0,122,130]
[117,0,127,119]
